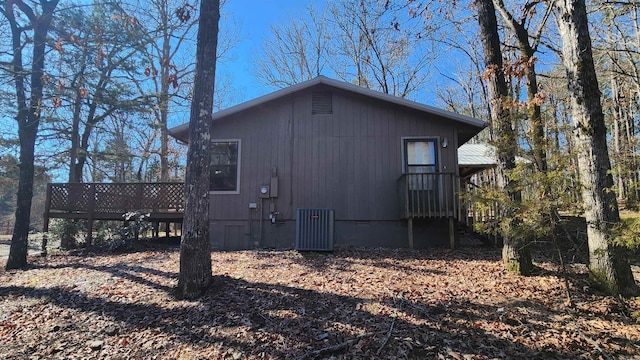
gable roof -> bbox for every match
[169,76,488,143]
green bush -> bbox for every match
[612,216,640,251]
[48,219,83,249]
[104,211,152,252]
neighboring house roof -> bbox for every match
[169,76,488,143]
[458,143,496,179]
[457,143,532,179]
[458,143,496,167]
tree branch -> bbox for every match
[296,332,379,360]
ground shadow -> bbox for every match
[253,243,501,276]
[0,261,617,359]
[31,260,177,294]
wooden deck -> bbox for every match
[398,173,461,249]
[44,182,185,243]
[44,177,469,248]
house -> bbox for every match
[168,76,487,250]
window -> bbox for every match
[404,138,438,173]
[210,140,240,193]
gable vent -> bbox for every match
[312,91,333,115]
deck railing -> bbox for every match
[45,182,185,220]
[462,182,499,225]
[398,173,460,220]
[43,182,185,245]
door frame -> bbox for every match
[401,137,442,174]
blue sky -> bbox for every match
[215,0,471,109]
[220,0,324,102]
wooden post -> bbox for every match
[87,184,96,246]
[41,184,52,256]
[448,216,456,250]
[408,217,414,249]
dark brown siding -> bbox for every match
[209,86,458,225]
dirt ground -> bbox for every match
[0,238,639,359]
[0,234,50,261]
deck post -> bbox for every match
[408,217,414,249]
[86,184,96,246]
[448,216,456,250]
[41,231,48,257]
[41,184,52,256]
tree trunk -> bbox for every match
[624,107,639,206]
[606,20,632,207]
[554,0,638,296]
[610,72,626,203]
[477,0,532,275]
[493,0,549,174]
[159,0,171,182]
[9,122,37,269]
[5,0,59,270]
[176,0,219,299]
[60,83,87,250]
[74,75,107,183]
[68,55,88,184]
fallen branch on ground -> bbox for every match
[297,332,379,360]
[376,316,395,355]
[579,330,612,360]
[396,292,440,322]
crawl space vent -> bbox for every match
[312,91,333,114]
[295,208,335,251]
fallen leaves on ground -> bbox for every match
[0,241,638,359]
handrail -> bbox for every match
[398,173,460,219]
[43,182,185,246]
[47,182,185,214]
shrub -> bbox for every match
[105,211,152,252]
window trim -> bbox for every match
[401,137,440,173]
[210,139,241,195]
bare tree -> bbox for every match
[476,0,532,275]
[330,0,433,98]
[256,6,329,87]
[591,2,640,206]
[256,0,434,99]
[553,0,638,296]
[131,0,198,182]
[493,0,552,174]
[176,0,219,299]
[2,0,60,269]
[130,0,238,181]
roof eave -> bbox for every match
[168,76,489,142]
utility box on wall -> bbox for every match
[295,208,335,251]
